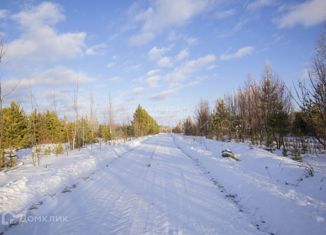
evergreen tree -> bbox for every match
[209,99,231,140]
[76,117,97,148]
[28,110,65,144]
[100,124,112,142]
[132,105,159,136]
[267,111,290,149]
[292,112,312,136]
[259,65,291,147]
[44,111,65,143]
[3,102,29,149]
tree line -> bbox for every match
[0,101,159,168]
[173,30,326,156]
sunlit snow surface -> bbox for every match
[0,134,325,235]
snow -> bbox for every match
[0,137,145,232]
[0,134,325,234]
[174,135,326,235]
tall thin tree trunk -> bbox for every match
[72,79,79,150]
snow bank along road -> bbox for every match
[1,134,325,234]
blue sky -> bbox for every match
[0,0,325,126]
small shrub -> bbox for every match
[304,163,314,177]
[43,146,52,155]
[9,156,17,167]
[291,140,302,161]
[282,148,288,157]
[35,145,41,154]
[54,144,64,155]
[301,140,308,154]
[0,149,5,169]
[292,148,302,161]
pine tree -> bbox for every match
[3,102,29,149]
[100,124,111,142]
[259,65,291,148]
[292,112,312,136]
[267,111,290,149]
[44,111,64,143]
[209,99,231,140]
[132,105,159,136]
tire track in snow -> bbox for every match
[127,146,157,234]
[159,143,191,233]
[91,144,158,234]
[3,141,150,235]
[6,135,263,235]
[155,135,259,234]
[172,135,275,235]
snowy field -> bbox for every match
[0,134,325,235]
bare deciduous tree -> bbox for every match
[297,29,326,148]
[0,39,5,166]
[195,99,210,136]
[72,78,79,150]
[183,117,196,136]
[108,94,114,139]
[29,88,40,166]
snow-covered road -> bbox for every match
[5,134,262,235]
[2,134,325,235]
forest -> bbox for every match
[0,99,159,168]
[172,30,326,158]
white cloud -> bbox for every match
[6,2,86,64]
[217,17,251,39]
[184,36,199,45]
[220,46,255,60]
[138,69,161,87]
[148,46,189,67]
[3,66,91,91]
[278,0,326,28]
[158,56,173,67]
[166,54,216,82]
[146,75,161,87]
[129,0,213,46]
[247,0,274,10]
[187,77,203,87]
[135,54,215,101]
[150,89,175,101]
[147,69,160,76]
[176,48,189,61]
[148,46,170,60]
[132,87,144,95]
[85,43,107,55]
[129,32,154,46]
[148,46,174,67]
[167,31,198,45]
[215,9,235,19]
